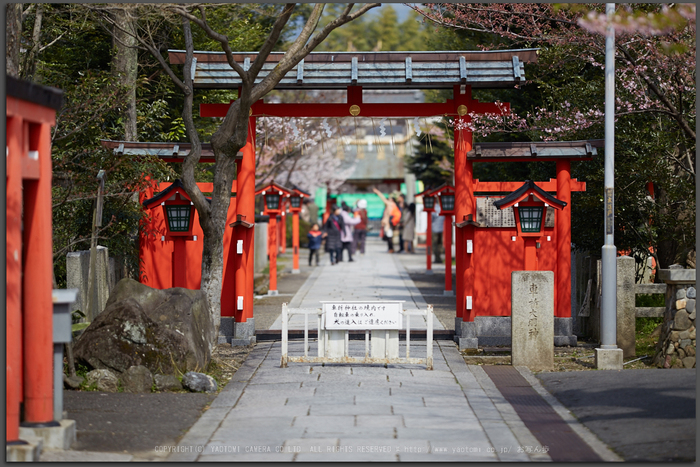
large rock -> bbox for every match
[673,310,692,331]
[73,298,190,375]
[121,365,153,393]
[86,369,119,392]
[154,374,183,392]
[182,372,218,393]
[73,279,214,376]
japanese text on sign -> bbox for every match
[322,301,403,330]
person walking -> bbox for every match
[432,202,444,263]
[401,202,416,253]
[306,223,323,266]
[396,194,406,253]
[322,205,345,265]
[352,199,369,255]
[372,187,401,253]
[339,202,361,262]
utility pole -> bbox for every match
[596,3,623,370]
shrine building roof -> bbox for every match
[468,139,604,162]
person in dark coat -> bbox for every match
[323,205,345,265]
[307,223,323,266]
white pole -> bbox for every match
[597,3,623,370]
[281,303,288,367]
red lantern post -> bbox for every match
[431,185,456,295]
[289,188,309,274]
[256,183,292,295]
[493,180,567,271]
[417,188,437,274]
[142,180,198,288]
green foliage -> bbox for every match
[317,5,430,52]
[636,317,663,356]
[405,118,454,189]
[636,294,665,308]
[419,5,695,267]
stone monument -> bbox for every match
[511,271,554,371]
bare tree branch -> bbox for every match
[167,4,248,81]
[251,3,380,102]
[248,3,296,78]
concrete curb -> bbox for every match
[167,343,274,462]
[436,342,543,462]
[514,366,624,462]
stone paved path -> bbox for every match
[168,238,619,462]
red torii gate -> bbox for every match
[7,76,64,443]
[201,85,505,324]
[171,49,536,345]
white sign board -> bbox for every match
[322,301,403,330]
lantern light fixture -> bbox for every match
[265,193,281,211]
[517,206,545,233]
[440,193,455,212]
[165,204,193,232]
[423,195,435,210]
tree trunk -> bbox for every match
[132,3,380,347]
[22,3,42,81]
[199,217,226,345]
[111,5,138,141]
[655,185,680,271]
[6,4,23,78]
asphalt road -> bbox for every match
[63,391,215,460]
[536,368,696,462]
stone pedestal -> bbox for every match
[595,348,623,370]
[511,271,554,371]
[19,419,76,450]
[6,437,42,462]
[617,256,637,358]
[219,318,256,346]
[454,319,478,349]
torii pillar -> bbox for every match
[228,118,256,345]
[453,85,508,349]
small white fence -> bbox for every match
[280,301,433,370]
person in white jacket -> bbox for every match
[338,202,361,262]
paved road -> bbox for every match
[537,368,696,462]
